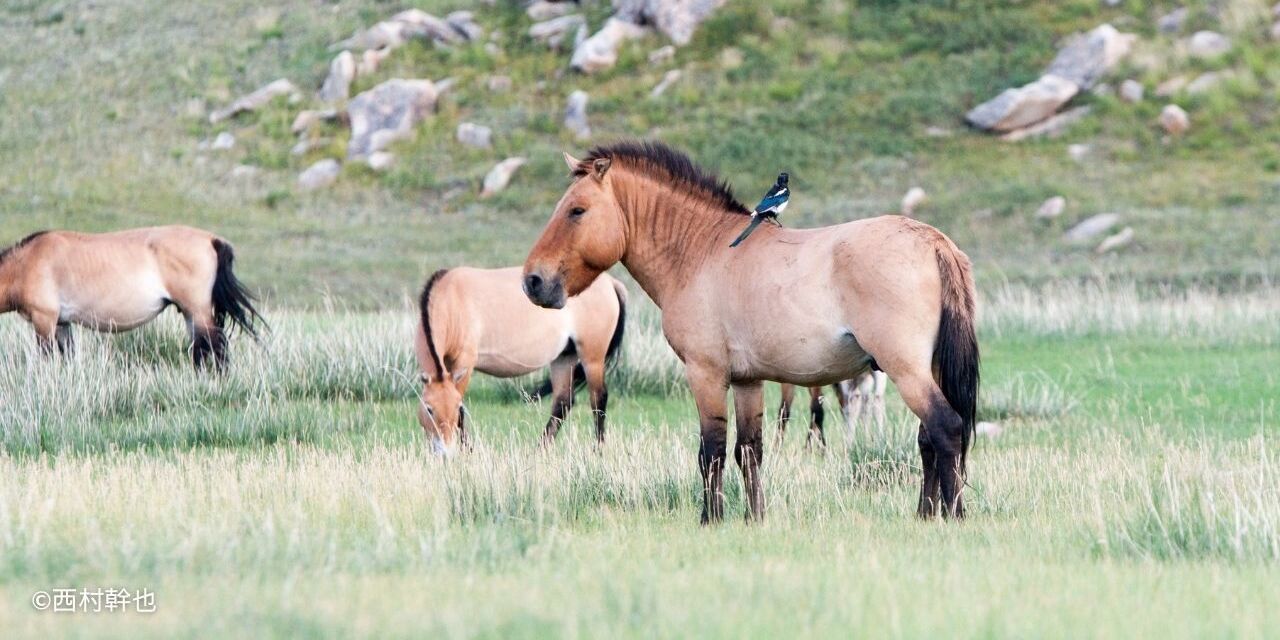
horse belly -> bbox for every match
[732,320,870,386]
[59,271,170,332]
[474,319,571,378]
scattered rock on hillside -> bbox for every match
[1159,104,1190,135]
[367,151,396,172]
[298,159,340,191]
[564,90,591,140]
[333,9,482,53]
[318,51,356,103]
[357,48,391,77]
[1095,226,1134,254]
[900,187,927,217]
[481,157,527,197]
[1188,30,1231,58]
[527,1,576,21]
[485,75,512,92]
[210,131,236,150]
[1271,21,1280,40]
[1119,79,1144,103]
[648,45,676,65]
[1067,143,1091,163]
[966,74,1079,132]
[1000,106,1092,142]
[446,11,484,41]
[209,78,298,124]
[291,109,339,134]
[1045,23,1136,90]
[571,17,651,73]
[1154,75,1189,97]
[1064,213,1120,242]
[529,14,587,50]
[347,79,439,159]
[290,137,329,156]
[1157,7,1188,34]
[1186,71,1230,94]
[649,69,682,98]
[1036,196,1066,219]
[612,0,724,46]
[456,122,493,149]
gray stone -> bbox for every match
[347,79,439,159]
[290,137,329,156]
[209,78,298,124]
[210,131,236,150]
[649,69,682,98]
[571,17,650,73]
[356,48,390,78]
[648,45,676,65]
[367,151,396,172]
[1155,75,1189,97]
[1064,213,1120,243]
[298,159,340,191]
[318,51,356,103]
[1044,24,1136,90]
[456,122,493,149]
[1119,79,1144,103]
[1000,106,1092,141]
[1186,71,1230,94]
[529,14,586,50]
[1067,144,1091,163]
[290,109,339,135]
[901,187,927,216]
[527,1,576,21]
[1272,21,1280,41]
[966,74,1079,132]
[564,90,591,140]
[612,0,723,46]
[481,157,527,197]
[1159,104,1190,135]
[446,11,484,42]
[333,9,481,53]
[1095,226,1134,254]
[1157,7,1188,34]
[1188,31,1231,58]
[1036,196,1066,219]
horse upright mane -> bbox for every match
[419,268,450,380]
[574,141,751,216]
[0,231,50,265]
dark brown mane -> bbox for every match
[0,231,50,265]
[419,268,450,380]
[574,141,750,215]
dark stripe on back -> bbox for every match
[419,269,450,380]
[0,230,51,265]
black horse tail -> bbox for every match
[211,239,266,340]
[933,244,980,472]
[533,278,627,398]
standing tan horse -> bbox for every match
[415,266,626,456]
[0,226,263,369]
[523,142,978,521]
[777,371,888,446]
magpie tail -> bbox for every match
[729,215,765,247]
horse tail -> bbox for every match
[933,242,980,473]
[532,277,627,398]
[211,239,266,340]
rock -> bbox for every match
[485,75,513,92]
[209,78,298,124]
[356,48,391,77]
[1095,226,1134,254]
[1119,79,1144,103]
[1064,213,1120,243]
[227,164,259,180]
[649,69,682,98]
[975,421,1002,438]
[648,45,676,65]
[290,137,329,156]
[347,79,440,159]
[1154,75,1188,97]
[1091,82,1112,97]
[480,157,527,197]
[210,131,236,150]
[298,159,340,191]
[446,11,484,42]
[527,1,576,21]
[900,187,927,217]
[999,106,1092,142]
[318,51,356,103]
[456,122,493,149]
[1159,104,1190,135]
[612,0,724,46]
[1045,24,1136,90]
[720,47,744,70]
[1036,196,1066,219]
[564,90,591,140]
[571,17,651,73]
[1186,71,1229,94]
[529,14,587,50]
[333,9,481,53]
[1272,21,1280,41]
[1067,143,1092,163]
[1188,31,1231,58]
[1275,2,1280,18]
[290,109,339,134]
[1157,7,1188,34]
[966,74,1079,132]
[367,151,396,171]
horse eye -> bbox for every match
[569,207,586,217]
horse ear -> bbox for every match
[563,152,580,171]
[452,367,469,383]
[592,157,611,181]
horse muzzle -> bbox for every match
[522,271,566,309]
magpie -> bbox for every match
[730,172,789,248]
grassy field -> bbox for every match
[3,0,1280,637]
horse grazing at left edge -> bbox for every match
[0,226,264,370]
[522,141,979,522]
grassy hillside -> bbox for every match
[2,0,1278,306]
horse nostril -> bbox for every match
[524,273,543,296]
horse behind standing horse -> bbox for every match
[0,226,263,369]
[523,141,978,521]
[415,266,626,456]
[777,371,888,447]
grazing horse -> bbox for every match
[777,372,889,447]
[0,226,263,369]
[522,142,978,521]
[415,266,626,456]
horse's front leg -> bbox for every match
[686,365,729,524]
[733,381,766,521]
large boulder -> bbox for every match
[209,79,298,124]
[481,157,528,197]
[318,51,356,103]
[999,105,1092,142]
[298,159,341,191]
[456,122,493,149]
[612,0,724,46]
[333,9,482,53]
[571,17,651,73]
[966,74,1079,132]
[529,14,587,50]
[527,1,577,21]
[1044,24,1136,90]
[346,79,439,159]
[1064,213,1120,243]
[1188,31,1231,58]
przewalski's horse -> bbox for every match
[778,371,888,447]
[0,226,263,369]
[522,142,979,521]
[415,266,626,456]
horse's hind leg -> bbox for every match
[23,306,60,357]
[583,358,608,445]
[806,387,826,450]
[542,355,575,443]
[732,381,765,521]
[775,383,795,445]
[55,322,74,355]
[893,370,967,518]
[184,308,226,371]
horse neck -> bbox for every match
[613,171,742,308]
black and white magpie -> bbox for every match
[730,172,789,248]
